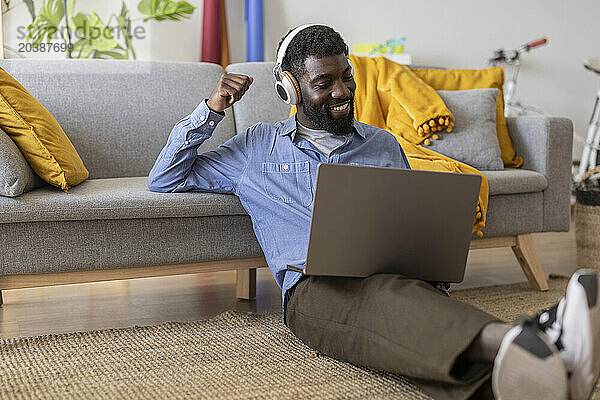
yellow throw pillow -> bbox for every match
[410,67,523,168]
[0,67,88,191]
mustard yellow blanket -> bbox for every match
[349,55,487,235]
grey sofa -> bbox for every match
[0,59,573,304]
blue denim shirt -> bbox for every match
[148,100,411,316]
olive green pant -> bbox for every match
[285,275,499,400]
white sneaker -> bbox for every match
[536,269,600,400]
[492,322,567,400]
[493,269,600,400]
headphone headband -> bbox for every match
[274,24,318,75]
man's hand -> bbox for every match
[207,73,254,113]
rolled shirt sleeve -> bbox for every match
[148,100,249,194]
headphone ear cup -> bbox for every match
[275,80,292,104]
[276,70,302,105]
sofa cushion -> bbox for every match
[410,66,523,168]
[0,66,89,191]
[0,170,548,224]
[0,128,44,197]
[0,177,247,224]
[475,192,544,237]
[427,89,503,171]
[484,169,548,195]
[0,216,263,275]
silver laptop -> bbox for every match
[288,163,481,283]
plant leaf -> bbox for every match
[67,0,75,16]
[93,46,129,59]
[137,0,152,16]
[137,0,195,22]
[117,2,136,59]
[72,39,126,59]
[45,0,64,26]
[71,37,90,56]
[69,10,118,53]
[26,0,65,44]
[23,0,35,22]
[119,1,128,18]
[72,12,91,37]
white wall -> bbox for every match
[259,0,600,161]
[4,0,600,159]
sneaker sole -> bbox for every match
[492,324,567,400]
[564,270,600,400]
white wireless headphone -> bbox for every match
[273,24,353,105]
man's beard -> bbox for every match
[301,96,355,135]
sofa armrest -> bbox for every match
[506,116,573,232]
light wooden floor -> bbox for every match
[0,225,577,339]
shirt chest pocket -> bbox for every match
[262,161,313,207]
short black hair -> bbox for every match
[277,25,349,81]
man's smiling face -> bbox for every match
[296,54,356,135]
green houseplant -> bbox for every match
[2,0,195,59]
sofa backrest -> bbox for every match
[226,62,291,132]
[0,59,236,179]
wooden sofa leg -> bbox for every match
[236,268,256,300]
[511,234,549,292]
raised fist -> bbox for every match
[207,73,254,113]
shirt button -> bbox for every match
[209,120,215,126]
[283,164,289,170]
[200,115,205,121]
[184,140,189,145]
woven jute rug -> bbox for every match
[1,275,598,400]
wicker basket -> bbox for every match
[575,165,600,270]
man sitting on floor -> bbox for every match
[148,24,600,400]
